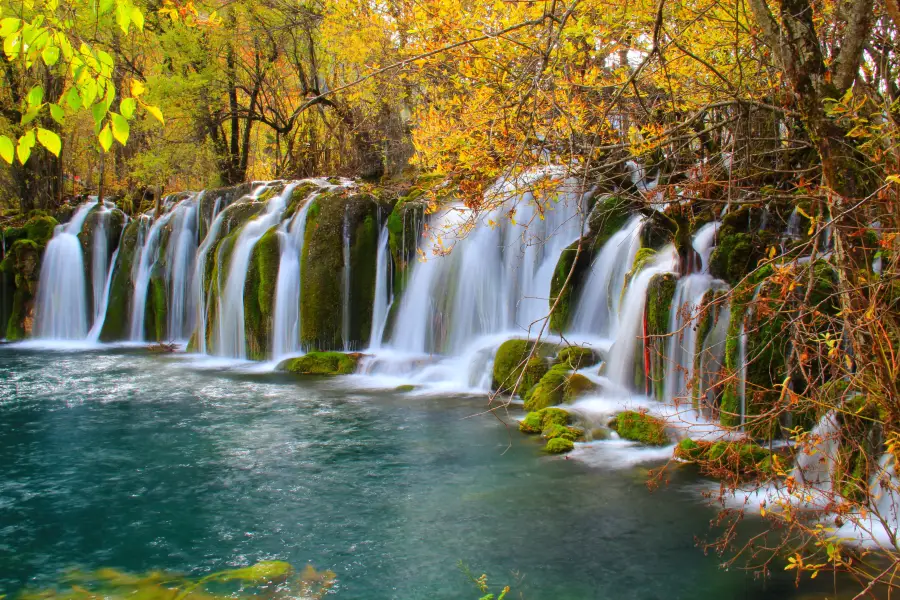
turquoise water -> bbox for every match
[0,347,857,598]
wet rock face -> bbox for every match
[0,215,59,340]
[300,191,382,351]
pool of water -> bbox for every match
[0,346,862,598]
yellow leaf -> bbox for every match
[130,79,145,96]
[143,103,164,124]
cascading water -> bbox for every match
[90,204,111,326]
[212,183,296,358]
[368,221,393,350]
[569,215,643,338]
[271,191,317,360]
[33,200,98,339]
[695,301,730,418]
[87,247,120,341]
[606,247,677,389]
[129,202,180,341]
[386,173,586,357]
[165,194,200,340]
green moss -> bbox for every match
[524,364,570,411]
[622,247,657,291]
[549,239,593,333]
[587,195,633,250]
[1,234,47,339]
[284,182,319,218]
[100,219,143,341]
[543,437,575,454]
[23,214,59,247]
[555,346,600,370]
[395,384,416,392]
[276,351,361,376]
[492,339,556,395]
[645,273,677,398]
[300,192,379,350]
[243,226,281,360]
[563,373,597,402]
[387,197,425,296]
[615,411,669,445]
[542,423,584,441]
[518,407,571,433]
[675,438,774,480]
[145,272,168,342]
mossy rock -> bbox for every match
[144,269,168,342]
[708,221,778,286]
[276,351,362,376]
[543,437,575,453]
[548,238,593,333]
[387,197,426,296]
[622,247,657,291]
[243,226,281,360]
[395,384,417,392]
[197,183,254,240]
[518,407,572,434]
[615,411,669,446]
[79,207,127,311]
[675,438,775,480]
[563,373,597,402]
[492,338,557,396]
[587,195,634,250]
[300,191,381,350]
[284,182,320,218]
[23,214,59,247]
[542,423,584,442]
[554,345,600,370]
[524,364,570,411]
[645,272,677,398]
[1,233,49,340]
[100,219,143,341]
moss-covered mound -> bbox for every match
[613,411,669,445]
[79,207,127,315]
[519,407,572,433]
[587,195,635,250]
[523,364,571,411]
[300,191,382,350]
[196,183,254,240]
[243,226,281,360]
[708,206,779,285]
[563,373,597,402]
[0,214,60,339]
[554,345,601,371]
[276,351,362,376]
[491,338,557,396]
[544,437,575,454]
[675,438,775,480]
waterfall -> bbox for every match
[695,301,730,418]
[90,205,111,326]
[692,222,719,272]
[212,183,296,358]
[785,207,801,239]
[272,190,317,359]
[662,273,718,403]
[569,215,643,337]
[606,247,677,389]
[791,411,839,488]
[341,210,352,351]
[164,195,200,340]
[129,204,179,341]
[33,200,98,339]
[386,173,586,356]
[87,247,120,341]
[368,222,393,350]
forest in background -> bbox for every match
[2,0,900,593]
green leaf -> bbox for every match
[16,130,35,164]
[0,17,21,37]
[130,6,144,31]
[41,44,59,65]
[116,1,131,33]
[49,102,65,124]
[0,135,13,164]
[110,112,129,145]
[3,31,20,58]
[79,78,97,107]
[20,106,40,125]
[92,101,108,127]
[36,128,61,156]
[65,86,82,109]
[144,103,164,124]
[99,0,115,15]
[26,85,43,107]
[120,97,136,119]
[98,123,113,152]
